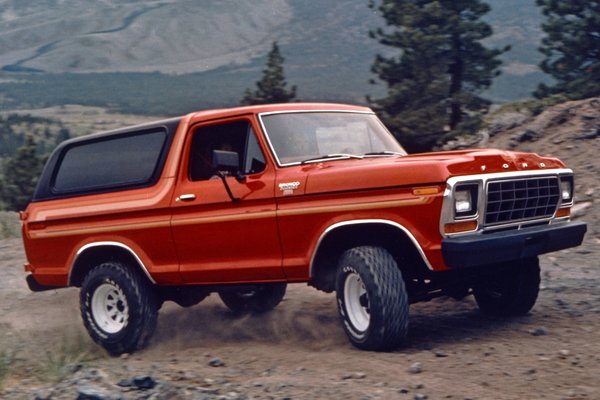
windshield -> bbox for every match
[259,111,406,166]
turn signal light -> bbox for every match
[444,220,478,234]
[555,207,571,218]
[412,187,440,196]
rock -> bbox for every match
[116,379,133,388]
[195,386,220,395]
[74,368,108,384]
[515,129,541,142]
[62,363,83,375]
[559,349,571,359]
[209,357,226,367]
[414,393,428,400]
[341,372,366,380]
[530,327,548,336]
[133,375,157,390]
[408,362,423,374]
[76,384,121,400]
[487,111,530,137]
[575,128,600,140]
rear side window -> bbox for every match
[53,130,167,194]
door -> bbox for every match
[170,118,285,284]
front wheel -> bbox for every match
[80,261,158,356]
[219,283,287,314]
[335,246,409,351]
[473,257,541,316]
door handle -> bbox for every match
[176,194,196,202]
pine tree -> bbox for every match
[56,127,71,146]
[535,1,600,100]
[0,135,45,211]
[369,0,507,153]
[241,42,297,105]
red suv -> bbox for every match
[21,103,587,354]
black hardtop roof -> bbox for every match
[32,117,182,202]
[57,116,182,147]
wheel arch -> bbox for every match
[309,220,432,292]
[69,241,155,287]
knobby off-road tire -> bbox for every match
[219,283,287,314]
[80,261,159,356]
[473,257,541,316]
[335,246,409,351]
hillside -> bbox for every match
[0,0,546,113]
[484,98,600,239]
[0,1,293,74]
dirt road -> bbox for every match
[1,234,598,400]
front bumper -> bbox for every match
[442,221,587,268]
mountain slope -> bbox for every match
[0,0,547,110]
[0,0,293,73]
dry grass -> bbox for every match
[35,332,105,383]
[0,348,17,388]
[0,212,20,239]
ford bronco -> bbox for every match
[21,103,587,354]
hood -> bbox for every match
[303,148,566,194]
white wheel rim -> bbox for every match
[91,283,129,334]
[344,272,370,332]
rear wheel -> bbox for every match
[335,246,409,351]
[80,261,158,356]
[219,283,287,314]
[473,257,540,316]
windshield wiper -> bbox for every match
[300,153,363,164]
[363,151,404,157]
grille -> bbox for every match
[485,177,560,225]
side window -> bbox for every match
[53,129,167,194]
[189,120,266,181]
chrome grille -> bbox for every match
[485,177,560,225]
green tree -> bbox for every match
[535,1,600,99]
[369,0,507,153]
[241,42,297,105]
[0,135,45,211]
[56,127,71,146]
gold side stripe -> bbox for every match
[29,220,170,239]
[29,196,430,238]
[277,197,431,217]
[171,211,277,227]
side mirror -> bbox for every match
[211,150,242,203]
[212,150,239,173]
[212,149,246,182]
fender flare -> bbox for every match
[69,241,156,285]
[309,219,434,278]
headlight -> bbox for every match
[454,184,479,218]
[455,190,472,213]
[560,176,574,203]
